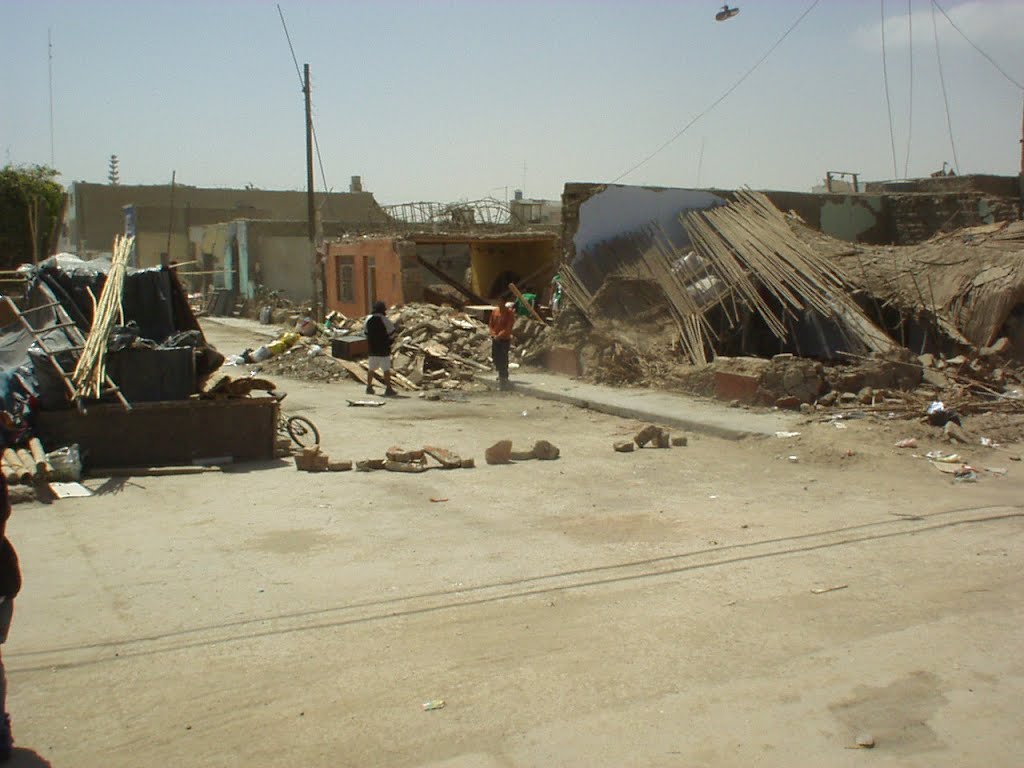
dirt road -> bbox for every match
[5,318,1023,767]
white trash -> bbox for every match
[47,444,82,482]
[250,345,272,362]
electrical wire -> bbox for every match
[931,0,1023,91]
[611,0,822,183]
[880,0,899,178]
[930,0,960,173]
[903,0,913,178]
[277,5,333,201]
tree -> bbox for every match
[0,164,65,268]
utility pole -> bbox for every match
[164,170,176,268]
[303,62,321,320]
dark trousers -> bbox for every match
[492,338,511,380]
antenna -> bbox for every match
[48,28,55,167]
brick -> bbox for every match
[423,446,462,469]
[485,440,513,465]
[533,440,560,460]
[613,441,635,453]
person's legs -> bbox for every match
[383,369,396,396]
[492,338,510,383]
[365,365,377,394]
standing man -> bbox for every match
[364,301,397,397]
[489,301,516,389]
[0,474,20,761]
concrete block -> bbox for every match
[613,441,635,453]
[714,371,760,404]
[485,440,513,465]
[532,440,560,460]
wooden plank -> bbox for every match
[508,283,547,324]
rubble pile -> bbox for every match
[250,303,551,391]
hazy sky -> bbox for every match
[2,0,1022,204]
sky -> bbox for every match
[1,0,1022,205]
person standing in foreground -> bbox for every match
[0,474,20,761]
[489,301,516,389]
[364,301,397,397]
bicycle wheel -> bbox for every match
[286,415,321,448]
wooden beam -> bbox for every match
[508,282,546,324]
[415,254,488,305]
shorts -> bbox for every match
[0,599,12,645]
[367,356,392,372]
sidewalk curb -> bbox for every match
[482,379,776,441]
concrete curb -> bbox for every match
[481,378,787,441]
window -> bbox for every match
[337,255,355,302]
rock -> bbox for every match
[917,353,935,368]
[839,392,858,403]
[857,386,874,405]
[634,424,663,448]
[655,432,671,449]
[532,440,560,460]
[728,399,741,408]
[980,337,1010,357]
[386,446,425,463]
[510,450,536,461]
[855,734,875,749]
[8,485,36,504]
[613,441,635,453]
[923,368,949,388]
[774,395,803,410]
[460,457,476,469]
[946,355,968,366]
[799,403,813,414]
[328,460,353,472]
[385,460,428,473]
[817,391,839,407]
[485,440,513,465]
[944,421,970,444]
[355,458,387,472]
[671,436,688,447]
[423,446,462,469]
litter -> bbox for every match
[833,422,847,429]
[894,438,917,448]
[422,700,446,711]
[953,469,978,483]
[980,437,999,447]
[925,451,961,462]
[787,455,799,463]
[47,481,92,499]
[811,584,848,594]
[346,399,385,407]
[774,431,801,438]
[429,497,449,503]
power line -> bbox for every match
[930,0,960,173]
[903,0,913,178]
[277,5,332,199]
[880,0,899,178]
[931,0,1023,91]
[611,0,822,183]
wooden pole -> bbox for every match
[303,63,322,321]
[164,170,176,269]
[508,282,546,324]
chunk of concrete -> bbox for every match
[917,353,935,368]
[634,424,663,448]
[385,460,428,473]
[460,457,475,469]
[981,337,1010,357]
[655,432,671,449]
[328,460,353,472]
[485,440,513,465]
[774,396,802,410]
[944,421,969,445]
[533,440,560,460]
[671,436,688,447]
[423,446,462,469]
[386,446,425,463]
[614,441,636,453]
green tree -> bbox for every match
[0,164,65,268]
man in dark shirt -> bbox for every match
[364,301,397,397]
[0,474,21,761]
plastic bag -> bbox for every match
[47,444,82,482]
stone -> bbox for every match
[423,446,462,469]
[385,460,428,473]
[944,422,969,445]
[857,386,874,404]
[917,353,935,368]
[817,391,839,407]
[799,403,813,414]
[774,395,803,410]
[922,368,949,388]
[328,460,353,472]
[946,355,968,366]
[386,446,425,463]
[613,441,635,453]
[980,337,1010,357]
[355,458,386,472]
[634,424,663,448]
[728,399,741,408]
[671,436,688,447]
[855,734,875,749]
[460,457,475,469]
[839,392,858,403]
[532,440,560,460]
[655,432,671,449]
[485,440,513,465]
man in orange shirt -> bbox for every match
[488,301,516,389]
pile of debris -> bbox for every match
[295,443,475,473]
[248,303,551,392]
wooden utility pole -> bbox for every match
[164,170,176,268]
[1019,93,1024,220]
[303,63,321,320]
